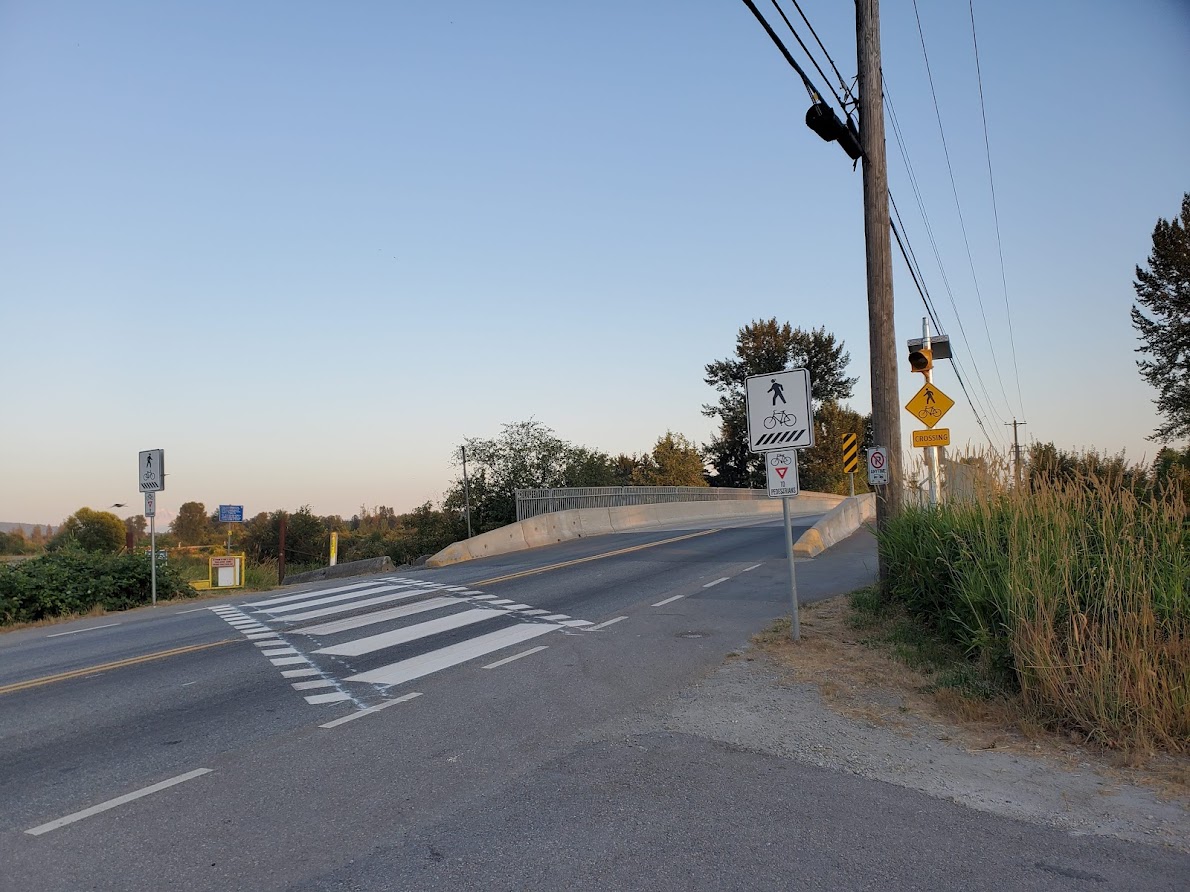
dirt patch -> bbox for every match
[650,594,1190,854]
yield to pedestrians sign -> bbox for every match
[745,369,814,452]
[765,450,800,499]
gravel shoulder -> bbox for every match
[635,595,1190,855]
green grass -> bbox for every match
[849,586,1008,700]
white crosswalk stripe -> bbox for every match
[315,608,507,657]
[207,576,587,708]
[344,623,559,687]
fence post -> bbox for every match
[278,515,287,585]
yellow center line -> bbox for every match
[0,638,240,697]
[471,528,722,587]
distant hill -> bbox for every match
[0,522,55,535]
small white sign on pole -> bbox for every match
[867,446,890,486]
[765,450,800,499]
[144,491,156,518]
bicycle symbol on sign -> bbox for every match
[763,410,798,430]
[769,453,791,466]
[916,405,942,420]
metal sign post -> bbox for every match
[766,450,802,640]
[218,505,243,558]
[144,490,157,606]
[746,370,816,642]
[140,451,164,606]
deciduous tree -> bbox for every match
[444,420,615,531]
[171,501,212,546]
[51,508,126,554]
[632,432,708,486]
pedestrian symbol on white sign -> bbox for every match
[744,369,815,452]
[139,449,165,492]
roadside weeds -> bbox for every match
[748,593,1190,804]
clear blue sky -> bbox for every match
[2,0,1187,526]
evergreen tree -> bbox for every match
[1131,192,1190,441]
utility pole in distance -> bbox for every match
[857,0,904,543]
[1006,419,1026,486]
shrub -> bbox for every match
[0,550,195,625]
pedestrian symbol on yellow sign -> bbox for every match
[904,383,954,429]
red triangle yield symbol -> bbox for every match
[776,467,787,480]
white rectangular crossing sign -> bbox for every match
[144,491,156,518]
[745,369,814,452]
[139,449,165,492]
[765,450,800,499]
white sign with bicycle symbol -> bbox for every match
[765,450,800,499]
[745,369,815,452]
[139,449,165,492]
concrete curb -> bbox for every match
[283,556,396,585]
[792,494,876,557]
[426,493,849,568]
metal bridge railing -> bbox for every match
[514,486,767,522]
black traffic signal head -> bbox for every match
[908,345,933,373]
[805,102,863,161]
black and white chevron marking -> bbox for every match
[754,429,807,448]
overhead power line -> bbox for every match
[910,0,1014,423]
[890,209,1004,452]
[738,0,820,99]
[968,0,1026,423]
[782,0,853,106]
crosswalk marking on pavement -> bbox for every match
[344,622,559,687]
[266,590,431,623]
[207,576,593,707]
[250,580,396,608]
[290,596,460,636]
[315,608,508,657]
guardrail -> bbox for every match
[514,486,768,522]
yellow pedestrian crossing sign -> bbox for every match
[905,383,954,429]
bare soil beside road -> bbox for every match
[646,594,1190,855]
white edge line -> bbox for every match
[652,595,685,607]
[176,606,213,614]
[46,623,121,638]
[25,769,212,836]
[703,577,730,588]
[742,563,762,572]
[588,616,628,631]
[319,693,422,729]
[482,645,549,670]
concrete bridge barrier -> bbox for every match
[426,491,868,568]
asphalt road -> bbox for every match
[1,517,1185,891]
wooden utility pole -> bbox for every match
[856,0,904,544]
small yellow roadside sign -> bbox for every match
[912,428,950,448]
[905,383,954,429]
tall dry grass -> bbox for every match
[879,460,1189,752]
